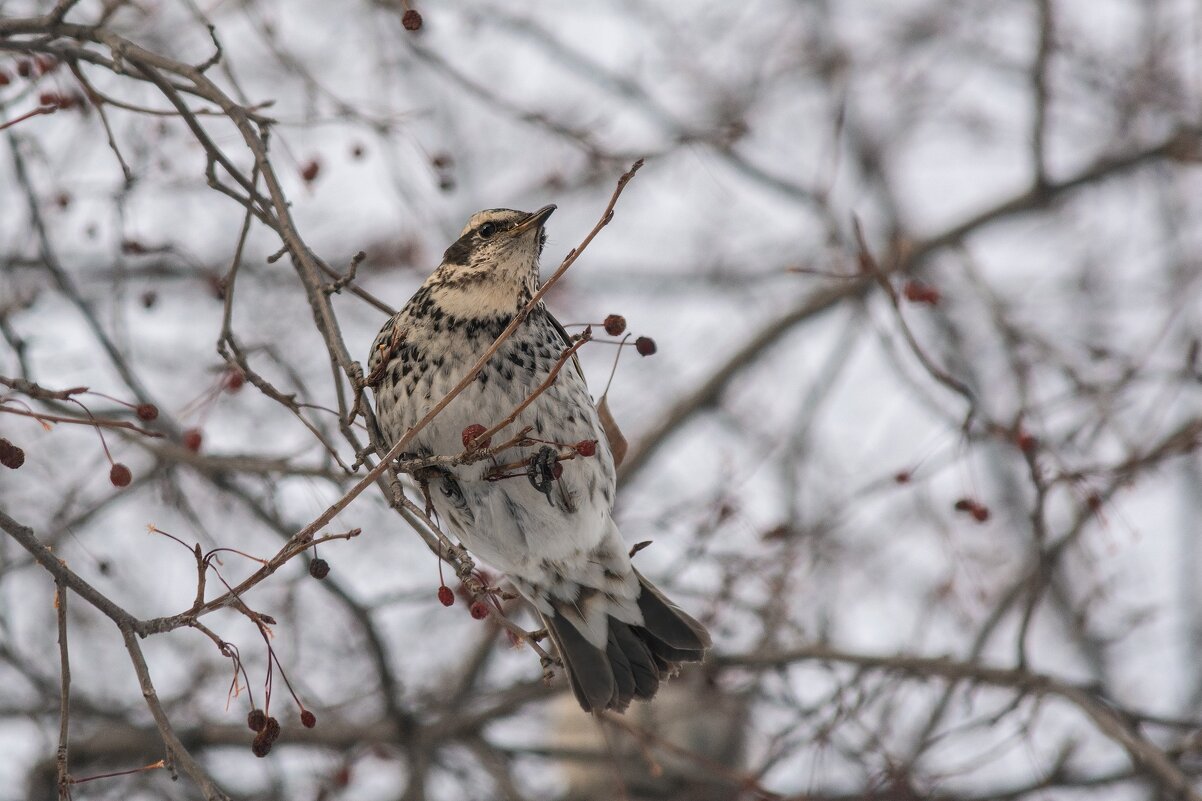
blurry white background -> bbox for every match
[2,1,1202,799]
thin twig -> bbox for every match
[470,330,592,448]
[55,579,71,801]
[0,405,163,437]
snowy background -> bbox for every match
[2,0,1202,799]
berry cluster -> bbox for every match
[0,56,87,120]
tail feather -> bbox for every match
[542,573,709,713]
[604,626,638,709]
[633,569,712,651]
[611,620,660,699]
[544,610,616,712]
[632,629,706,665]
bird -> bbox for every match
[368,205,710,712]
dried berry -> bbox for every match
[551,461,563,480]
[0,69,10,86]
[182,428,203,452]
[15,60,32,78]
[526,446,559,503]
[224,370,245,392]
[300,159,321,182]
[262,716,281,744]
[402,9,423,30]
[1016,431,1038,454]
[247,708,267,732]
[109,463,132,487]
[461,423,490,450]
[469,600,490,620]
[300,709,317,728]
[0,438,25,470]
[894,471,911,484]
[309,558,330,580]
[251,736,272,758]
[902,280,941,306]
[635,336,657,356]
[437,585,455,606]
[953,497,990,523]
[575,439,597,457]
[136,403,159,421]
[603,314,627,336]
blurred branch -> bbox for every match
[717,645,1201,800]
[621,125,1202,483]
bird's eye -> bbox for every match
[479,222,497,238]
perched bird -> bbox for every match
[369,205,710,712]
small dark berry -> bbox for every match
[953,498,973,512]
[0,438,25,470]
[136,403,159,421]
[251,736,272,757]
[0,69,10,86]
[224,370,245,392]
[903,280,941,305]
[437,585,455,607]
[551,461,563,480]
[16,60,32,78]
[55,191,71,209]
[402,9,423,30]
[1086,493,1103,512]
[461,423,490,450]
[262,716,281,743]
[301,159,321,182]
[140,290,158,309]
[350,143,365,159]
[575,439,597,457]
[109,463,132,487]
[247,708,267,732]
[309,558,330,580]
[34,56,57,75]
[894,471,911,484]
[182,428,203,452]
[603,314,627,336]
[470,600,490,620]
[300,709,317,728]
[1016,431,1038,454]
[38,91,59,108]
[970,505,990,523]
[431,153,452,169]
[635,336,657,356]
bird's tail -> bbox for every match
[541,570,711,713]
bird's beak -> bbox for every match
[508,204,556,236]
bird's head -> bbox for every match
[428,205,556,316]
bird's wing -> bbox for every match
[548,310,587,386]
